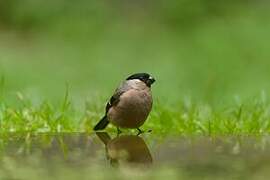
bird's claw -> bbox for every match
[117,127,122,136]
[137,128,152,136]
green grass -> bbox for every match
[1,2,270,179]
[0,91,270,135]
[0,1,270,133]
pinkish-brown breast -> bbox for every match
[107,89,153,128]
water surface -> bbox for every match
[0,133,269,179]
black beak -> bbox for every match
[149,76,156,85]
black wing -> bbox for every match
[105,81,132,114]
[105,88,124,113]
[105,94,119,113]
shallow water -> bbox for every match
[0,133,270,179]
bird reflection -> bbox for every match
[96,132,152,166]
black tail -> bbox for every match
[94,115,109,131]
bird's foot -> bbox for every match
[117,127,122,136]
[137,128,143,136]
[137,128,152,136]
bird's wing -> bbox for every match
[105,82,131,113]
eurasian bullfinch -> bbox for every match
[93,73,155,134]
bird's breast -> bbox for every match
[108,89,153,128]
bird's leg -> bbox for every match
[137,128,143,136]
[137,128,152,136]
[117,127,122,136]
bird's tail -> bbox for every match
[93,115,109,131]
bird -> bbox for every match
[93,73,155,134]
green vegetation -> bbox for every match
[0,1,270,134]
[0,90,270,135]
[1,1,270,178]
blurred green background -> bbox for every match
[0,0,270,105]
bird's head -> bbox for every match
[126,73,156,87]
